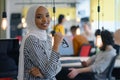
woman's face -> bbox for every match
[35,6,50,30]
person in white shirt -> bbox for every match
[81,22,95,42]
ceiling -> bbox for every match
[15,0,89,5]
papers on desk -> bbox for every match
[60,57,120,68]
[60,57,89,61]
[61,59,82,64]
[60,57,89,67]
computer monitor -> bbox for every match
[0,39,19,78]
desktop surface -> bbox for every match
[60,56,120,68]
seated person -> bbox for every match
[68,30,117,80]
[73,35,89,56]
[70,25,80,39]
[113,29,120,55]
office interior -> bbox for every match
[0,0,120,80]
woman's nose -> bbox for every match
[42,16,47,22]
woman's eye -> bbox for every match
[36,16,42,19]
[46,15,49,18]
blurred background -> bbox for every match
[0,0,120,39]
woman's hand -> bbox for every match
[81,61,88,67]
[29,67,44,78]
[53,32,63,52]
[67,68,79,79]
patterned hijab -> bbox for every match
[18,6,47,80]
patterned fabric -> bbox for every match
[23,35,61,80]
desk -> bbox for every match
[57,57,94,80]
[60,56,120,68]
[56,57,120,80]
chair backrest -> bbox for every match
[79,44,92,57]
[0,39,19,78]
[89,41,95,47]
[106,55,117,80]
[92,55,117,80]
[113,44,120,55]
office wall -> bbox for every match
[5,0,120,38]
[115,0,120,30]
[48,7,76,20]
[6,0,81,37]
[90,0,116,32]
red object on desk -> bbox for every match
[0,78,12,80]
[79,44,92,57]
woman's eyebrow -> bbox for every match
[36,14,42,16]
[46,12,49,14]
[36,13,49,15]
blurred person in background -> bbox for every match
[68,30,116,80]
[72,26,89,56]
[53,14,65,35]
[70,25,80,39]
[81,22,95,43]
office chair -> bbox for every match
[79,44,92,57]
[89,41,95,47]
[0,39,19,80]
[105,55,117,80]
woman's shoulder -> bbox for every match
[110,48,117,56]
[56,24,63,27]
[25,34,52,44]
[25,35,39,43]
[102,48,117,57]
[47,35,52,42]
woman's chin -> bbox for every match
[39,26,48,30]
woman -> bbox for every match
[18,6,63,80]
[53,14,65,35]
[68,30,116,80]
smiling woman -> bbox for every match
[35,6,50,30]
[18,6,63,80]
